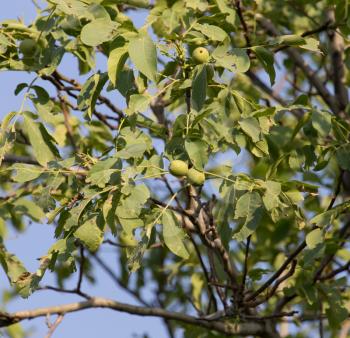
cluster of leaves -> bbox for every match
[0,0,350,337]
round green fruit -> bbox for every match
[19,39,38,56]
[169,160,189,177]
[187,168,205,186]
[192,47,210,64]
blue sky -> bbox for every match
[0,2,168,337]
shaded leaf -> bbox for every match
[253,46,275,86]
[185,138,208,170]
[162,210,189,259]
[74,217,104,252]
[233,191,263,241]
[191,64,207,111]
[77,72,108,119]
[23,114,59,166]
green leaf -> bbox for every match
[239,118,261,142]
[23,114,59,166]
[300,37,320,52]
[325,302,348,329]
[0,245,27,285]
[13,198,45,222]
[310,200,350,227]
[185,139,208,170]
[262,180,281,211]
[11,163,43,182]
[312,110,332,137]
[191,64,207,111]
[77,72,108,118]
[126,94,151,115]
[107,37,129,86]
[128,34,157,82]
[253,46,275,86]
[126,236,148,273]
[86,157,120,188]
[193,23,228,41]
[162,210,189,259]
[116,184,150,234]
[102,191,118,235]
[336,144,350,170]
[74,217,104,252]
[116,127,152,159]
[215,0,237,26]
[212,45,250,73]
[191,273,204,310]
[233,191,263,241]
[305,228,323,249]
[215,180,235,229]
[81,18,118,46]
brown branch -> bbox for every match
[313,170,345,282]
[318,260,350,281]
[327,9,349,114]
[246,260,297,307]
[234,0,251,47]
[189,235,218,313]
[3,155,38,165]
[246,242,305,303]
[240,235,251,300]
[0,297,267,336]
[52,71,124,116]
[38,286,90,300]
[76,245,85,293]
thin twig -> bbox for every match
[45,314,64,338]
[234,0,251,47]
[76,245,85,293]
[240,236,251,300]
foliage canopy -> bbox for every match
[0,0,350,337]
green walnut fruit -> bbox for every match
[192,47,210,64]
[187,168,205,186]
[169,160,189,177]
[19,39,38,56]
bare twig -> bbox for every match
[76,245,85,293]
[45,314,64,338]
[240,236,251,300]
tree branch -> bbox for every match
[0,297,267,336]
[327,8,349,114]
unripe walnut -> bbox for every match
[19,39,38,56]
[187,168,205,185]
[169,160,188,177]
[192,47,210,64]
